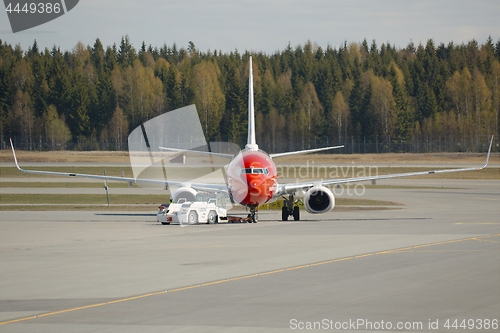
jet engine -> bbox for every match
[171,187,197,203]
[303,186,335,214]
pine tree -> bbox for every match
[117,35,137,68]
[165,65,181,110]
[222,62,245,143]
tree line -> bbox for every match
[1,36,499,152]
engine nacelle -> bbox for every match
[171,187,197,203]
[304,186,335,214]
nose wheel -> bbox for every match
[248,206,258,223]
[247,212,258,223]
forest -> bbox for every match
[1,36,499,153]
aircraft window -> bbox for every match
[241,168,266,174]
[264,168,269,175]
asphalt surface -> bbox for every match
[0,179,499,332]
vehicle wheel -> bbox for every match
[188,211,198,224]
[282,206,288,221]
[207,211,218,224]
[293,206,300,221]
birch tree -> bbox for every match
[331,91,349,143]
[370,75,396,137]
[43,105,71,149]
[191,61,225,140]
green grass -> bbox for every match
[0,182,140,188]
[0,166,134,178]
[364,184,460,189]
[335,198,403,206]
[277,166,500,180]
[0,205,158,211]
[0,194,169,205]
[2,166,499,179]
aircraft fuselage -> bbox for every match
[227,149,278,207]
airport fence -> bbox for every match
[3,135,498,154]
[332,135,497,154]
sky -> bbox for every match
[1,0,499,54]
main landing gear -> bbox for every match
[282,194,300,221]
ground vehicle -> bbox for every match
[157,193,227,225]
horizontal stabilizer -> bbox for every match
[270,145,344,158]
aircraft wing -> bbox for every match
[276,136,493,196]
[10,139,228,193]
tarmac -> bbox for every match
[0,178,499,332]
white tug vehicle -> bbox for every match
[157,192,228,225]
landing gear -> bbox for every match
[282,194,301,221]
[248,205,258,223]
[281,206,288,221]
[293,206,300,221]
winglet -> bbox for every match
[10,138,23,172]
[480,135,494,169]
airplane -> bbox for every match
[10,56,493,223]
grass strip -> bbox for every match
[0,194,169,205]
[0,182,140,188]
[0,205,157,211]
[0,167,134,178]
[277,166,499,180]
[2,166,498,179]
[336,198,403,206]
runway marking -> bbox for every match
[1,233,498,326]
[395,245,419,251]
[230,274,258,281]
[284,265,309,271]
[475,239,499,243]
[106,293,165,304]
[309,260,333,266]
[412,250,490,253]
[375,250,394,255]
[168,285,199,293]
[355,253,374,258]
[259,269,286,275]
[454,222,500,225]
[201,279,230,287]
[332,257,354,262]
